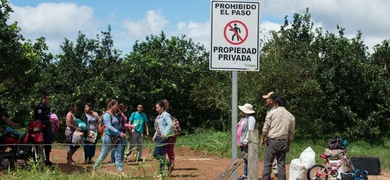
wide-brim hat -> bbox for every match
[238,103,255,114]
[262,92,274,99]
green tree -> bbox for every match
[0,0,53,120]
[123,32,211,132]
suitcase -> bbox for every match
[351,157,381,175]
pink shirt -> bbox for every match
[236,119,244,146]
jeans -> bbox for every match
[240,146,248,176]
[93,134,125,172]
[153,136,170,174]
[110,137,126,162]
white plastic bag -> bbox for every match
[72,130,84,146]
[289,158,306,180]
[289,147,316,180]
[299,146,315,169]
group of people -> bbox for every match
[91,98,178,178]
[237,91,296,180]
[2,91,294,179]
[1,94,179,178]
[58,97,160,170]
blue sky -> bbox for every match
[8,0,390,55]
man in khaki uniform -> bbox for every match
[261,97,295,180]
[262,92,279,177]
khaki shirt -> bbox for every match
[262,107,295,142]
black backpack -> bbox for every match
[328,137,347,149]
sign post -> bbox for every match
[210,0,260,179]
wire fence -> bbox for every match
[0,140,235,148]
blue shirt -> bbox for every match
[102,112,121,136]
[129,111,149,133]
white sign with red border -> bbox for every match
[210,0,260,71]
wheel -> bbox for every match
[0,146,17,169]
[307,164,328,180]
[32,145,45,165]
[0,156,8,169]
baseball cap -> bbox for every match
[262,92,274,99]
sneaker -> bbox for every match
[238,175,247,180]
[108,162,115,166]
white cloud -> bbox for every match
[10,2,98,53]
[122,10,169,40]
[8,1,389,55]
[11,3,97,37]
[261,0,390,50]
[174,21,211,48]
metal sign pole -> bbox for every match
[231,70,238,180]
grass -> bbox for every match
[1,130,388,179]
[177,130,390,170]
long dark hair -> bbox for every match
[156,100,166,110]
[106,98,118,110]
[69,102,76,110]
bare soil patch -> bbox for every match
[2,145,390,179]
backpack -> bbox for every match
[172,117,181,136]
[99,113,112,135]
[328,137,348,150]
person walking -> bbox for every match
[261,97,296,180]
[92,98,127,176]
[162,99,178,174]
[262,91,279,177]
[125,103,149,162]
[152,100,174,179]
[81,103,100,164]
[109,104,127,164]
[65,102,80,165]
[237,103,256,180]
[33,94,54,166]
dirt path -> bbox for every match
[3,145,390,179]
[53,145,390,179]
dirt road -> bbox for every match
[2,145,389,179]
[52,145,389,179]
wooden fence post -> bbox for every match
[248,130,259,180]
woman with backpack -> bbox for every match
[92,98,127,177]
[163,99,180,174]
[152,100,174,178]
